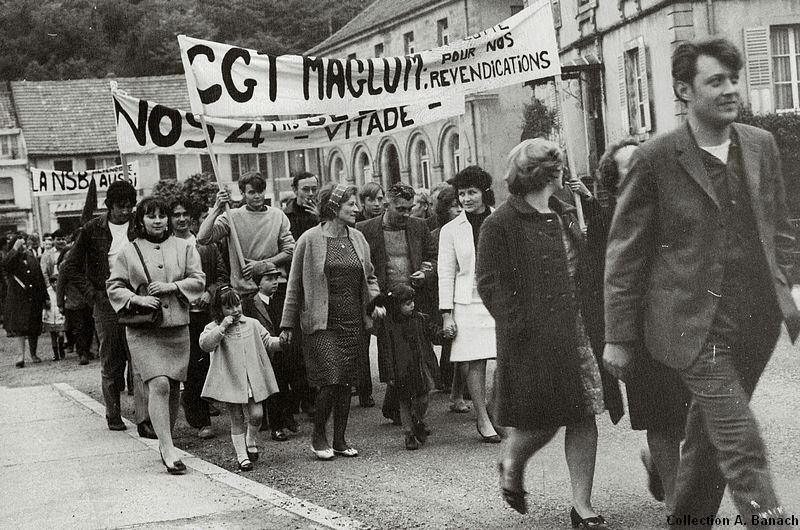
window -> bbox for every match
[771,25,800,111]
[551,0,562,29]
[0,135,19,159]
[200,154,214,176]
[411,138,430,188]
[54,160,73,172]
[288,150,305,174]
[330,154,347,182]
[158,154,177,180]
[619,37,652,135]
[86,156,121,170]
[374,43,384,58]
[231,153,264,181]
[0,177,14,205]
[442,130,461,180]
[354,150,371,183]
[577,0,596,13]
[404,32,415,54]
[437,18,449,47]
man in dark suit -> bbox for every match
[604,38,800,527]
[356,183,438,419]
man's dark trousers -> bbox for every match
[673,299,783,528]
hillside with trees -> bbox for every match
[0,0,368,81]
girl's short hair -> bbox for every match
[386,284,416,318]
[505,138,563,196]
[317,183,358,222]
[132,196,173,239]
[210,285,242,323]
[451,166,495,207]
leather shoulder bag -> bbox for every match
[117,242,163,328]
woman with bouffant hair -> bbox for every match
[438,165,500,444]
[477,139,609,528]
[280,183,381,460]
[107,196,205,474]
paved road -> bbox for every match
[2,330,799,529]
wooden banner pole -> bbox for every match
[198,115,247,270]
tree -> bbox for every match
[181,173,218,215]
[520,97,557,141]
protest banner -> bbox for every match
[112,89,464,155]
[178,0,559,117]
[30,162,140,196]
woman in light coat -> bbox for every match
[438,166,500,443]
[107,196,205,474]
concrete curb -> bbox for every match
[51,382,367,530]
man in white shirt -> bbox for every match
[61,181,154,436]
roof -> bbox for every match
[10,75,190,156]
[0,84,18,129]
[307,0,442,55]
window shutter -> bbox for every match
[618,54,630,136]
[744,27,771,88]
[636,36,652,132]
[743,27,773,114]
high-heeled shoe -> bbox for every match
[160,449,187,475]
[477,423,501,443]
[570,507,609,529]
[237,457,253,471]
[498,462,527,514]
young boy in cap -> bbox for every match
[242,263,299,441]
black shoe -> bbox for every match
[107,417,127,431]
[208,404,221,417]
[641,449,665,502]
[499,462,528,514]
[138,421,157,439]
[271,429,288,442]
[359,396,375,408]
[160,450,187,475]
[477,424,501,444]
[405,433,420,450]
[238,457,254,471]
[285,415,299,433]
[570,507,609,529]
[15,360,24,368]
[79,355,89,366]
[413,420,429,444]
[247,445,260,461]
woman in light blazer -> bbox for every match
[107,196,205,474]
[280,183,382,460]
[438,166,500,443]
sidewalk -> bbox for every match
[0,383,365,530]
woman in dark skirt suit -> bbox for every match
[107,196,205,474]
[280,183,381,460]
[476,139,609,528]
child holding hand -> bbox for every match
[380,284,442,450]
[200,286,280,471]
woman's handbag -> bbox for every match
[117,242,163,328]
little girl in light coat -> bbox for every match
[200,286,280,471]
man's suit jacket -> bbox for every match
[605,122,800,370]
[355,215,437,292]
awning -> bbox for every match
[525,54,603,86]
[48,200,106,214]
[561,53,603,74]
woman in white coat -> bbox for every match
[438,166,500,443]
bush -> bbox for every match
[737,111,800,217]
[151,173,219,217]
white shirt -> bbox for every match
[700,139,731,164]
[258,293,271,306]
[108,221,130,270]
